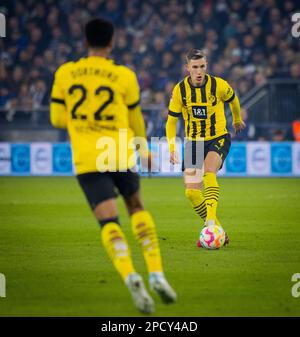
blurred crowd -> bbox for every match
[1,0,300,140]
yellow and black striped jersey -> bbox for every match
[168,74,235,141]
[50,56,141,174]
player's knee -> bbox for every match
[204,158,221,174]
[93,199,118,220]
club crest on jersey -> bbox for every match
[208,94,216,104]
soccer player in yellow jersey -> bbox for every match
[50,18,176,314]
[166,49,245,246]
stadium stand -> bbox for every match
[1,0,300,140]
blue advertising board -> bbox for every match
[52,143,73,174]
[225,143,247,175]
[0,142,299,177]
[11,144,30,174]
[271,143,292,175]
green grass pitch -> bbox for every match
[0,177,300,317]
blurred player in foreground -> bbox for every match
[166,49,245,246]
[50,17,176,314]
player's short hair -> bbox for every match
[186,49,206,62]
[85,18,114,48]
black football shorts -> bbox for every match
[183,133,231,170]
[204,133,231,165]
[76,170,140,209]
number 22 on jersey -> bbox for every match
[68,84,114,121]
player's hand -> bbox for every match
[170,151,179,165]
[233,120,246,134]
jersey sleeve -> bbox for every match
[124,69,140,109]
[50,65,67,128]
[219,78,235,103]
[168,83,182,117]
[51,65,66,104]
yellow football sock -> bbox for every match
[185,188,221,225]
[204,172,220,221]
[185,189,207,219]
[131,210,163,273]
[101,222,135,281]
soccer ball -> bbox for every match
[199,225,226,249]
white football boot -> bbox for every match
[126,273,155,314]
[149,272,177,304]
